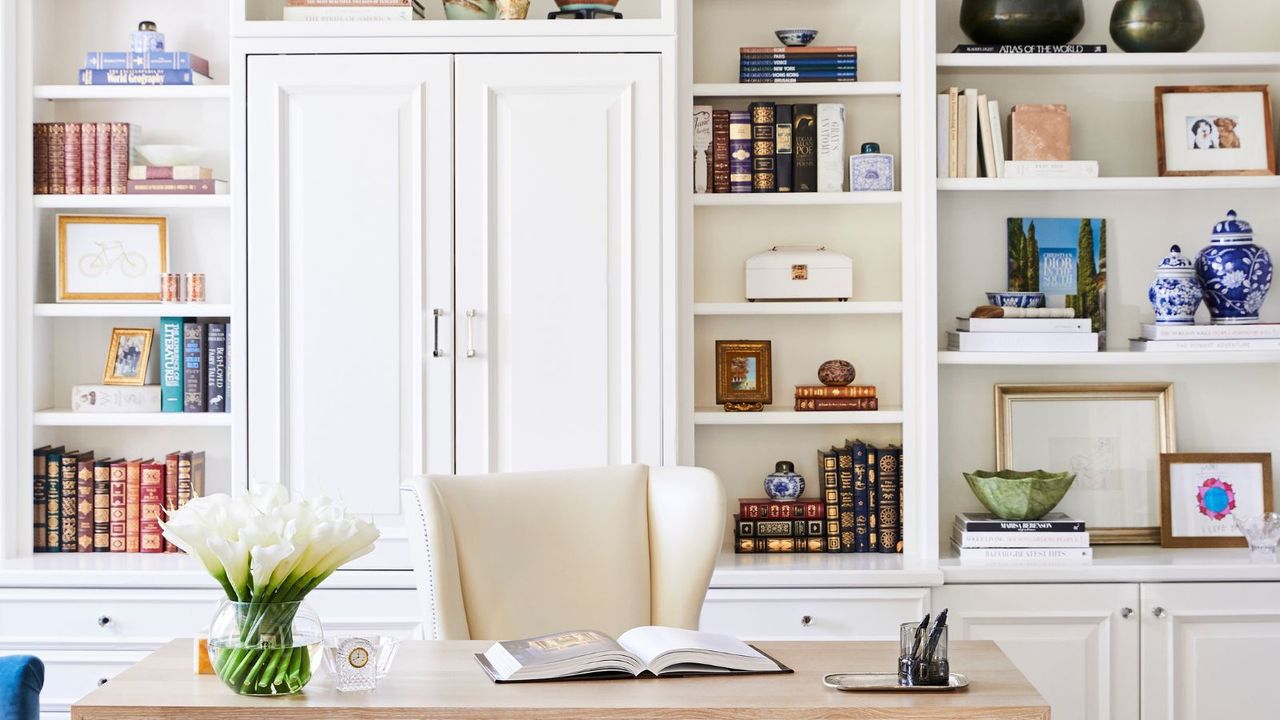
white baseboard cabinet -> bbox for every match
[699,587,930,641]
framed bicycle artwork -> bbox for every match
[57,214,168,302]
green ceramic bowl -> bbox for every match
[963,470,1076,521]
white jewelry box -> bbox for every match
[745,246,853,301]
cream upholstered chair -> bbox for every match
[400,465,725,641]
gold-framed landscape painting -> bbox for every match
[715,340,772,412]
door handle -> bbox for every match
[432,308,445,358]
[465,309,477,358]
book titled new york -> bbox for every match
[792,104,818,192]
[32,446,53,552]
[795,385,877,399]
[79,69,209,86]
[711,109,731,194]
[877,446,901,553]
[206,322,228,412]
[93,458,112,552]
[85,51,211,76]
[728,111,753,193]
[183,322,207,412]
[140,461,166,553]
[795,397,879,411]
[76,454,96,553]
[774,105,794,192]
[738,498,824,520]
[109,460,127,552]
[748,102,776,192]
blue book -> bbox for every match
[78,68,207,86]
[850,441,870,553]
[160,317,185,412]
[85,52,210,76]
[183,322,206,413]
[740,71,859,79]
[740,58,858,67]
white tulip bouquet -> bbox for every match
[161,486,379,695]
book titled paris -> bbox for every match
[1008,217,1107,349]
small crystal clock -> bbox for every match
[333,637,376,692]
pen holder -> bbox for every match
[898,621,949,686]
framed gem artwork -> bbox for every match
[57,214,168,302]
[1160,453,1274,549]
[1155,85,1276,176]
[995,383,1176,544]
[715,340,772,412]
[103,327,154,386]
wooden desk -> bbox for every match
[72,639,1050,719]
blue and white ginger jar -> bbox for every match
[1148,245,1201,325]
[764,461,804,501]
[1196,210,1272,325]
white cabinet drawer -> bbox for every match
[12,649,149,716]
[699,588,930,641]
[0,589,218,644]
[306,588,422,638]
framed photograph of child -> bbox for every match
[103,327,154,386]
[1160,453,1274,548]
[715,340,772,412]
[1155,86,1276,176]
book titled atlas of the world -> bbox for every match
[476,626,790,683]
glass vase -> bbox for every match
[207,599,324,696]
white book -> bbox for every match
[948,331,1099,352]
[987,100,1006,178]
[953,544,1093,565]
[955,93,967,179]
[1129,337,1280,352]
[1002,161,1100,179]
[937,94,950,178]
[1140,323,1280,340]
[947,88,960,178]
[693,105,713,194]
[963,88,979,178]
[956,317,1092,333]
[976,93,996,178]
[817,103,846,192]
[282,6,417,20]
[952,528,1091,549]
[71,385,161,413]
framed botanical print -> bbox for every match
[715,340,772,412]
[996,383,1176,544]
[1160,453,1274,548]
[1155,85,1276,176]
[103,327,154,386]
[58,214,168,302]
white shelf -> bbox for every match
[941,546,1280,584]
[33,85,232,101]
[234,18,670,39]
[711,551,943,588]
[938,350,1280,366]
[695,407,904,426]
[936,51,1280,72]
[938,176,1280,192]
[695,302,903,316]
[34,194,230,209]
[0,554,412,590]
[694,192,901,207]
[34,303,233,318]
[693,81,901,98]
[33,411,232,427]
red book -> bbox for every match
[164,452,180,552]
[93,458,112,552]
[794,397,879,411]
[109,123,137,195]
[63,122,81,194]
[125,459,142,552]
[738,498,826,520]
[33,124,49,195]
[80,122,97,195]
[76,454,95,553]
[140,461,165,553]
[108,460,127,552]
[94,122,111,194]
[47,123,65,194]
[794,385,877,399]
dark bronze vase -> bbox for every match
[960,0,1086,45]
[1110,0,1204,53]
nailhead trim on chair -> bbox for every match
[401,484,440,640]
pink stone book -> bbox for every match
[1010,105,1070,162]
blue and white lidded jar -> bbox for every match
[764,461,805,502]
[1148,245,1201,325]
[1196,210,1272,325]
[130,21,165,53]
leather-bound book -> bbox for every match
[728,111,753,193]
[47,123,65,195]
[1011,104,1070,161]
[125,459,142,553]
[711,109,731,193]
[866,445,879,553]
[795,385,877,399]
[95,123,111,194]
[109,123,138,195]
[33,125,50,195]
[63,122,82,195]
[795,397,879,411]
[835,443,855,553]
[749,102,776,192]
[192,451,206,498]
[60,451,84,552]
[45,449,65,552]
[32,446,52,551]
[93,458,112,552]
[177,451,194,507]
[109,460,128,552]
[878,445,901,554]
[850,440,870,553]
[819,449,840,552]
[164,452,180,551]
[792,104,818,192]
[140,461,166,553]
[775,105,794,192]
[81,122,97,195]
[76,453,96,552]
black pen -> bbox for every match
[910,612,930,660]
[923,608,949,661]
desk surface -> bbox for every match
[72,639,1050,720]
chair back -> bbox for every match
[0,655,44,720]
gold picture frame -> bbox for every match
[103,327,154,386]
[715,340,772,412]
[57,214,168,302]
[995,383,1177,544]
[1160,453,1274,549]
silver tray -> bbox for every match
[823,672,969,692]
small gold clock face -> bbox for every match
[348,646,370,669]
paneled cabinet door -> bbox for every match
[453,54,663,474]
[1141,582,1280,720]
[933,584,1139,720]
[246,54,455,568]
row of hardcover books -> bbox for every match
[738,46,858,84]
[80,45,212,86]
[699,103,845,194]
[734,440,904,554]
[32,447,205,554]
[34,123,226,196]
[162,318,230,413]
[793,384,877,412]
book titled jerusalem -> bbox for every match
[183,322,207,412]
[79,68,208,86]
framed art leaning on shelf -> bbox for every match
[1160,452,1274,549]
[56,214,169,301]
[1155,85,1276,176]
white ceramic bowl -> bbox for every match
[135,144,203,166]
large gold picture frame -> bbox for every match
[995,383,1177,545]
[57,214,168,302]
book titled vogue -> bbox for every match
[476,627,788,683]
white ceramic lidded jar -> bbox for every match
[1148,245,1202,325]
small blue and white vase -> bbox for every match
[764,461,804,501]
[1148,245,1201,325]
[1196,210,1272,325]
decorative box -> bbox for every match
[745,246,853,301]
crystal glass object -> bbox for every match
[898,621,949,687]
[1234,512,1280,561]
[321,636,402,692]
[207,600,324,696]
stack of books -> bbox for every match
[32,447,206,555]
[947,315,1098,352]
[793,384,877,412]
[695,103,845,193]
[283,0,425,21]
[739,46,857,84]
[1130,323,1280,352]
[128,165,227,196]
[81,52,211,86]
[952,512,1091,566]
[734,499,828,554]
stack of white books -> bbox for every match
[947,316,1098,352]
[1130,323,1280,352]
[952,512,1092,566]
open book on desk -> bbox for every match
[476,626,792,683]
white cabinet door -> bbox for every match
[935,584,1139,720]
[453,54,663,474]
[1141,582,1280,720]
[700,588,930,641]
[247,54,454,567]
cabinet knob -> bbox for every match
[1120,607,1133,619]
[97,678,109,686]
[1152,606,1168,619]
[800,615,813,627]
[97,615,112,627]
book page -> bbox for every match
[617,626,776,674]
[483,630,644,681]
